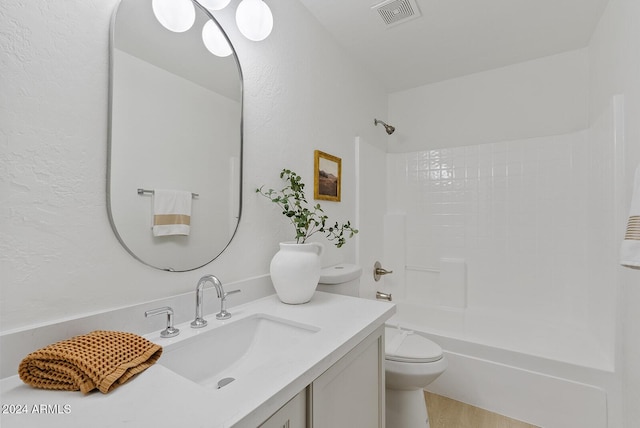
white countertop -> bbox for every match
[0,292,395,427]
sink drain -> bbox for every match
[217,377,235,389]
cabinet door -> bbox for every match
[259,390,306,428]
[311,327,384,428]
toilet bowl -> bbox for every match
[317,264,447,428]
[385,326,447,428]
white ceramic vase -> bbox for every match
[270,241,324,304]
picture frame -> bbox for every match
[314,150,341,202]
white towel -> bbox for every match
[621,165,640,267]
[152,189,192,237]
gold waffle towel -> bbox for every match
[18,330,162,394]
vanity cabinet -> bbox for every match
[257,325,385,428]
[310,326,385,428]
[259,390,306,428]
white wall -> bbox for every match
[0,0,387,331]
[388,48,589,152]
[588,0,640,426]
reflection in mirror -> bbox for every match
[108,0,243,271]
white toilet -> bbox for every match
[318,264,447,428]
[317,263,363,296]
[384,325,447,428]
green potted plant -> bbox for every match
[256,169,358,304]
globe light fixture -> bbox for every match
[202,20,233,57]
[198,0,231,11]
[152,0,196,33]
[153,0,273,57]
[235,0,273,42]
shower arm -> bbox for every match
[374,118,395,135]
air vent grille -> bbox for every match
[372,0,422,27]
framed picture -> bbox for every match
[314,150,341,202]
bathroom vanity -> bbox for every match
[0,292,394,427]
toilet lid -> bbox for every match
[385,326,443,363]
[319,264,362,284]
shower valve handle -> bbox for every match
[374,261,393,281]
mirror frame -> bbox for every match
[106,0,244,271]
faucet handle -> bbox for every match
[216,289,241,320]
[224,289,241,298]
[373,261,393,282]
[190,316,208,329]
[145,306,180,338]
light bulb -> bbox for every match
[202,20,233,57]
[152,0,195,33]
[235,0,273,42]
[199,0,231,11]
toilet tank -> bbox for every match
[317,264,362,297]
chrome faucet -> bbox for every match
[145,306,179,338]
[191,274,241,328]
[191,275,219,328]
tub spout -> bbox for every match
[376,291,392,301]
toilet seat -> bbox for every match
[385,326,443,363]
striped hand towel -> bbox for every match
[621,165,640,268]
[152,189,192,237]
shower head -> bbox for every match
[374,118,395,135]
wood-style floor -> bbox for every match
[425,392,539,428]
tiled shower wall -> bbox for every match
[387,128,616,337]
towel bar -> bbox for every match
[137,188,199,198]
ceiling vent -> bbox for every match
[371,0,422,28]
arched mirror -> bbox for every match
[107,0,242,271]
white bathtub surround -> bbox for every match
[392,301,606,376]
[436,258,467,309]
[382,98,624,427]
[1,292,395,428]
[620,164,640,267]
[381,213,407,296]
[385,101,622,372]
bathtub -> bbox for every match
[386,301,615,428]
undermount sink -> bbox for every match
[159,314,320,389]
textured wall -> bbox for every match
[0,0,387,330]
